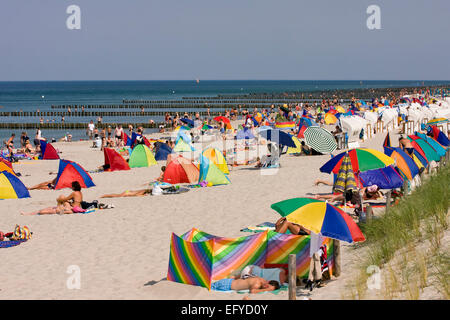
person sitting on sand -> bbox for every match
[275,217,311,235]
[240,265,287,285]
[22,181,84,215]
[100,188,152,198]
[28,177,57,190]
[211,276,280,293]
[156,166,166,182]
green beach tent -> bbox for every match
[129,144,157,168]
[198,155,230,186]
[173,137,195,152]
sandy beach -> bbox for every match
[0,124,397,300]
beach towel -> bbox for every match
[240,222,291,234]
[0,240,26,248]
[162,186,190,195]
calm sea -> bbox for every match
[1,80,449,142]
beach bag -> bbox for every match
[152,184,163,196]
[10,225,32,241]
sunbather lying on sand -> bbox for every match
[275,217,310,235]
[240,265,287,285]
[211,276,280,293]
[22,181,84,215]
[100,188,152,198]
[28,177,57,190]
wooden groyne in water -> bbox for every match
[0,122,165,130]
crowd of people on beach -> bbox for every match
[3,86,450,295]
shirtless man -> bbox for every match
[240,265,288,285]
[211,276,279,293]
[22,181,84,215]
[399,136,414,156]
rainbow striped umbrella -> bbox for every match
[271,198,365,243]
[320,148,395,174]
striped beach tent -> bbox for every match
[304,126,337,154]
[0,171,30,199]
[167,228,335,290]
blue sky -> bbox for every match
[1,0,449,81]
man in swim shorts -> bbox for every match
[211,276,279,293]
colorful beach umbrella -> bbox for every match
[213,116,230,124]
[384,147,420,180]
[271,198,365,243]
[129,144,157,168]
[259,129,296,148]
[320,148,395,174]
[427,118,449,126]
[0,171,30,199]
[333,154,358,193]
[324,113,338,125]
[304,126,337,154]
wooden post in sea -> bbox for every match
[385,191,392,213]
[333,240,341,278]
[288,254,296,300]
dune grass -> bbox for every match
[346,163,450,299]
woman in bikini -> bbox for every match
[22,181,84,215]
[100,188,152,198]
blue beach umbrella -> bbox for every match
[259,129,296,148]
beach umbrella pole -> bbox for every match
[288,254,297,300]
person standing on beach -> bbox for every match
[115,125,123,147]
[87,120,95,140]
